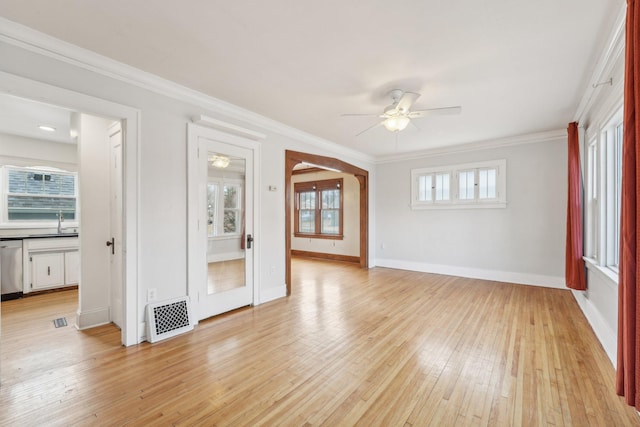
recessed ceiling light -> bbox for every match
[38,125,56,132]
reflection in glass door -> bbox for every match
[206,155,246,295]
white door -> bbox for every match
[188,125,256,321]
[108,122,123,328]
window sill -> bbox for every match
[583,256,618,288]
[293,233,343,240]
[410,201,507,210]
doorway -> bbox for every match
[0,71,139,346]
[285,150,369,295]
[187,124,259,321]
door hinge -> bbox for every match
[29,256,32,262]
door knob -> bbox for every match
[246,234,254,249]
[106,237,115,255]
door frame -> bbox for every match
[0,71,140,346]
[285,150,369,295]
[186,123,261,322]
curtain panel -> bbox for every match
[617,0,640,409]
[565,122,586,291]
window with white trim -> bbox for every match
[2,166,77,223]
[411,159,506,209]
[585,107,622,273]
[207,180,243,237]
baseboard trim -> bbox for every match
[259,284,287,304]
[207,251,244,263]
[75,306,111,330]
[375,258,566,289]
[571,290,617,367]
[291,250,359,264]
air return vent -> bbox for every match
[146,297,194,343]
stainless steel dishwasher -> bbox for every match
[1,240,23,300]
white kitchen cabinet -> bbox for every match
[23,237,79,293]
[64,250,80,285]
[31,252,65,290]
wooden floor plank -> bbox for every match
[1,258,639,426]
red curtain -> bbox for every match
[617,0,640,408]
[565,122,587,291]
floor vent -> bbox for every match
[53,317,67,328]
[146,297,194,343]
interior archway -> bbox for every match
[285,150,368,295]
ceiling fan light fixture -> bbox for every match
[211,155,230,168]
[383,115,410,132]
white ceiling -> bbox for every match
[0,1,623,157]
[0,94,74,144]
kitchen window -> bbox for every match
[294,178,343,239]
[2,166,77,222]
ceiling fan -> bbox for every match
[342,89,461,135]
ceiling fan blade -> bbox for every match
[396,92,420,113]
[408,106,462,118]
[355,120,384,136]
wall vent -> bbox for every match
[146,296,194,343]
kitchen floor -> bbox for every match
[0,289,121,387]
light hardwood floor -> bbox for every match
[0,258,638,426]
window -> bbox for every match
[3,166,77,222]
[294,178,343,239]
[207,181,242,237]
[585,107,622,274]
[585,138,599,259]
[411,159,506,209]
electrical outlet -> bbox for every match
[147,288,157,302]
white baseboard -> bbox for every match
[571,290,617,367]
[138,321,147,343]
[75,306,111,330]
[374,258,566,289]
[259,284,287,304]
[208,251,244,263]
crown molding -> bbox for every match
[0,17,375,164]
[573,3,626,123]
[375,129,566,164]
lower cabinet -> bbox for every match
[64,250,80,285]
[31,252,65,290]
[24,237,79,293]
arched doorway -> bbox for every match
[285,150,368,295]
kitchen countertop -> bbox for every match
[0,233,78,241]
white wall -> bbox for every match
[376,138,567,287]
[0,133,77,170]
[291,171,360,257]
[0,30,376,342]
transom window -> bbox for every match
[294,178,343,239]
[3,166,77,222]
[411,159,506,209]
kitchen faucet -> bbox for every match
[57,210,64,233]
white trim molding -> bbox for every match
[376,129,566,164]
[571,289,617,366]
[0,17,374,165]
[259,284,287,304]
[75,306,111,330]
[375,258,566,289]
